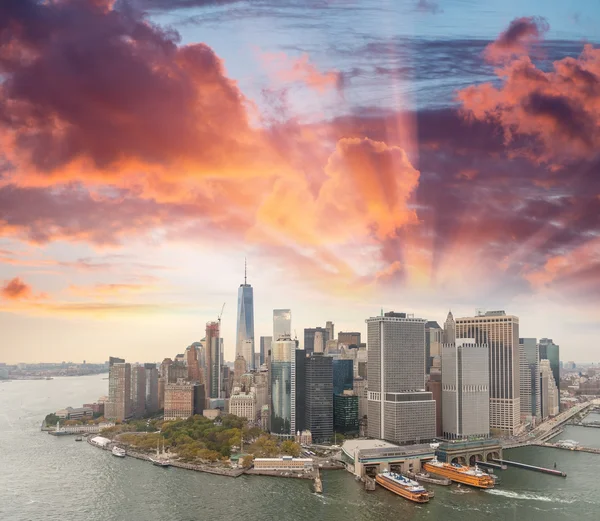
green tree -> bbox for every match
[241,455,254,468]
[281,440,301,457]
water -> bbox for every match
[1,376,599,521]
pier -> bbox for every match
[491,458,566,477]
[539,443,600,455]
[475,460,507,470]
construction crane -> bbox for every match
[218,302,225,326]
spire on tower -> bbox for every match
[244,257,247,285]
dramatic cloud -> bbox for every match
[484,16,549,63]
[459,22,600,165]
[263,52,342,92]
[1,276,46,300]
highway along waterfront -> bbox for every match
[1,375,600,521]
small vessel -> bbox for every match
[112,446,126,458]
[423,457,494,489]
[375,472,430,503]
[75,436,83,442]
[45,377,53,380]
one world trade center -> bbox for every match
[235,259,255,370]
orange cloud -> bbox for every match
[484,17,549,63]
[263,52,341,93]
[1,277,46,301]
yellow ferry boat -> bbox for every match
[375,472,430,503]
[423,457,494,489]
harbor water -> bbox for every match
[1,375,599,521]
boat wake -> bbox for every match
[485,489,575,503]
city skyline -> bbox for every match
[1,0,600,365]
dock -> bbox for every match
[539,443,600,455]
[475,460,507,470]
[491,458,566,477]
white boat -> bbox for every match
[150,438,170,467]
[112,446,126,458]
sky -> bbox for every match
[1,0,599,364]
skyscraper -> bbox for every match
[295,349,306,432]
[325,321,335,343]
[259,336,272,367]
[273,309,292,341]
[539,338,560,399]
[519,338,541,422]
[304,327,329,355]
[425,321,443,375]
[366,312,436,444]
[443,311,456,344]
[332,359,353,395]
[236,260,255,369]
[186,344,201,383]
[540,359,559,418]
[441,338,490,439]
[270,337,296,436]
[144,363,159,414]
[130,365,146,418]
[455,310,520,435]
[305,353,333,443]
[205,321,221,399]
[105,361,131,421]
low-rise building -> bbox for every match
[253,457,314,471]
[56,407,94,420]
[295,430,312,445]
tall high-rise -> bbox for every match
[519,338,541,422]
[367,312,436,444]
[441,338,490,439]
[443,311,456,345]
[425,321,443,375]
[105,361,131,421]
[326,321,335,343]
[186,344,202,383]
[304,327,329,355]
[144,363,159,414]
[455,310,520,434]
[259,336,272,367]
[305,353,333,443]
[539,338,560,399]
[236,261,255,369]
[273,309,292,341]
[205,321,221,399]
[130,365,146,418]
[295,349,307,432]
[540,359,559,418]
[270,337,296,436]
[332,359,353,395]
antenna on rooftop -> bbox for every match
[244,257,247,285]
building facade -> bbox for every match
[366,312,436,444]
[270,337,296,436]
[539,338,560,401]
[332,358,353,395]
[441,339,490,439]
[144,363,159,414]
[105,361,131,421]
[455,311,520,435]
[519,338,541,422]
[540,359,559,418]
[229,387,257,422]
[205,321,221,399]
[334,391,359,434]
[338,331,361,347]
[130,365,146,418]
[259,336,272,367]
[164,378,195,420]
[304,327,329,355]
[425,321,443,375]
[305,353,333,443]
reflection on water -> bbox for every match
[1,376,599,521]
